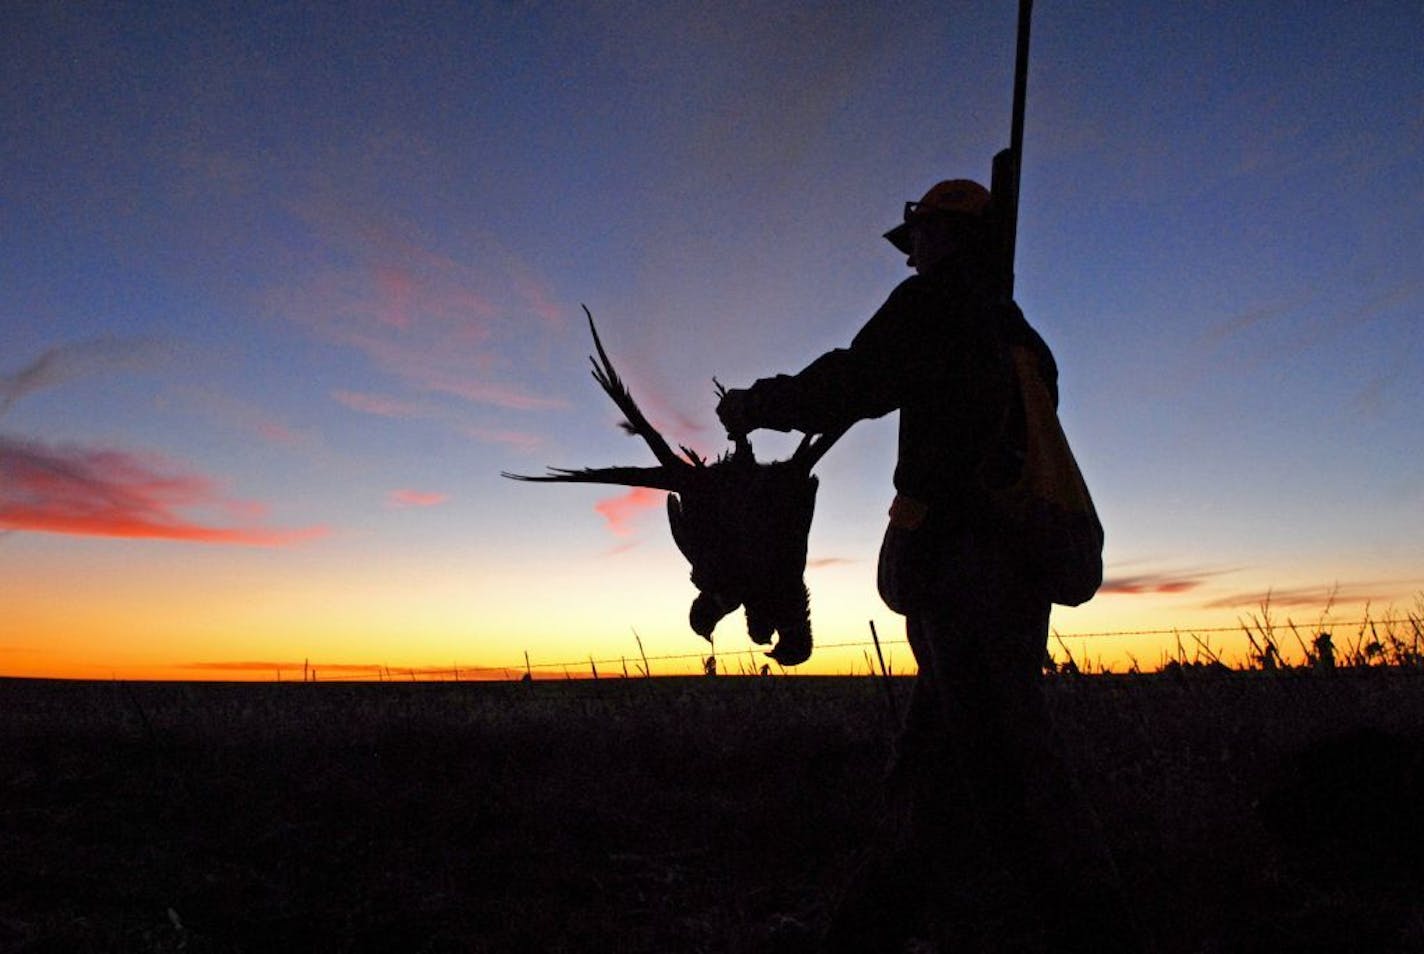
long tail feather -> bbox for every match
[584,306,686,473]
[501,465,681,491]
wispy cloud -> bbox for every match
[1174,278,1423,397]
[173,386,307,448]
[807,556,854,569]
[0,435,325,546]
[603,540,640,557]
[387,489,449,509]
[1198,297,1307,349]
[410,370,566,411]
[332,387,544,452]
[275,199,568,414]
[1199,582,1406,611]
[594,487,665,538]
[1,338,167,416]
[1100,565,1235,597]
[331,389,433,419]
[1279,278,1424,370]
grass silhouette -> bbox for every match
[3,649,1423,951]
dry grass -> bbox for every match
[3,662,1423,952]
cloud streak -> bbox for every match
[388,489,449,509]
[411,369,567,411]
[1100,566,1235,597]
[0,436,325,546]
[594,487,665,538]
[173,386,307,448]
[330,389,543,450]
[1199,582,1409,612]
[1,338,166,416]
[331,389,434,419]
[276,200,568,414]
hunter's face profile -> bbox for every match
[906,214,969,275]
[885,178,992,276]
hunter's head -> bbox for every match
[884,179,992,277]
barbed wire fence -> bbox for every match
[280,614,1422,682]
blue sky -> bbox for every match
[3,2,1421,678]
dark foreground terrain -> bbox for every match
[3,670,1423,953]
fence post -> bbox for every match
[869,620,899,725]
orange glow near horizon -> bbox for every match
[9,595,1408,683]
[5,525,1415,683]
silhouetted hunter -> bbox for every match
[718,180,1141,952]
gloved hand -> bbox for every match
[715,387,756,439]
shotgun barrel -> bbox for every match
[992,0,1034,297]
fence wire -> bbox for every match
[282,616,1419,681]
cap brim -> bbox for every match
[883,222,914,255]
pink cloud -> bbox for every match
[510,265,563,325]
[1100,573,1208,596]
[594,487,665,537]
[0,436,326,546]
[388,489,450,509]
[331,389,432,419]
[416,369,567,411]
[171,386,308,449]
[330,390,543,449]
[1199,583,1403,611]
[255,421,302,446]
[277,200,566,412]
[373,265,417,330]
[1099,566,1236,597]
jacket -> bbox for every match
[742,268,1057,533]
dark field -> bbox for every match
[3,671,1423,953]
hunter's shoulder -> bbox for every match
[885,273,938,303]
[869,276,950,325]
[887,273,1007,310]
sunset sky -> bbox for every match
[4,2,1421,680]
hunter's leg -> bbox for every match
[822,617,938,952]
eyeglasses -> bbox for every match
[902,200,956,223]
[903,201,982,224]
